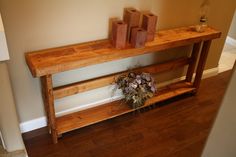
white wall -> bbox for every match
[0,62,25,152]
[202,64,236,157]
[0,13,9,61]
[228,10,236,39]
[0,0,235,125]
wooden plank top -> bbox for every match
[25,26,221,77]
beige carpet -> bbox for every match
[0,146,26,157]
[219,42,236,73]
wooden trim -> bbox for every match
[193,40,212,91]
[186,42,202,82]
[41,75,58,144]
[53,57,191,99]
[56,81,195,135]
[25,26,221,77]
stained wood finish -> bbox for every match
[141,13,158,41]
[186,42,202,82]
[40,77,51,133]
[23,71,232,157]
[111,20,127,49]
[56,81,195,135]
[53,57,191,99]
[193,40,212,91]
[40,75,58,144]
[25,25,221,144]
[123,8,141,29]
[25,26,221,77]
[123,8,141,41]
[130,27,147,48]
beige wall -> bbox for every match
[202,64,236,157]
[0,0,235,124]
[228,10,236,39]
[0,62,25,152]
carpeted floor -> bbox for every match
[0,146,26,157]
[219,42,236,72]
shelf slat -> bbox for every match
[53,57,191,99]
[56,81,195,135]
[25,26,221,77]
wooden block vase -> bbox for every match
[142,13,157,42]
[111,20,127,49]
[123,8,141,41]
[131,27,147,48]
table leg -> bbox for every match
[41,77,50,133]
[193,40,212,92]
[186,42,202,82]
[41,75,58,144]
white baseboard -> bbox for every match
[20,96,123,133]
[0,130,6,149]
[201,67,219,79]
[19,67,219,133]
[156,67,219,87]
[20,117,47,133]
[226,36,236,46]
[56,95,123,117]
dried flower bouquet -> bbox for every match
[116,72,157,109]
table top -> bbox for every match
[25,26,221,77]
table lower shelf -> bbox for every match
[56,81,195,135]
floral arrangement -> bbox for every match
[116,72,157,109]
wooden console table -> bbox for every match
[25,26,221,144]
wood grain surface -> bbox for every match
[24,25,221,144]
[23,71,232,157]
[25,26,221,77]
[56,81,195,135]
[53,57,190,99]
[40,75,58,143]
